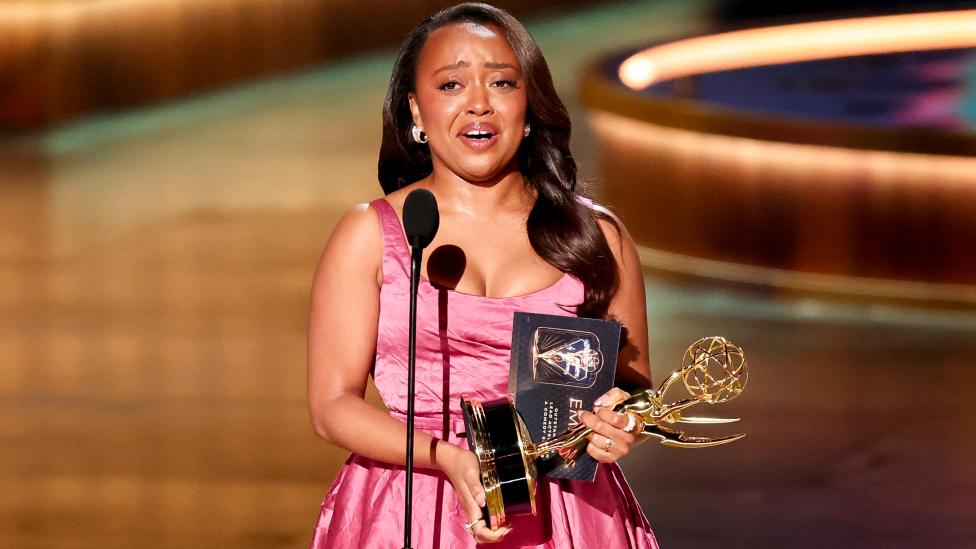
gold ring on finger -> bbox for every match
[602,436,613,452]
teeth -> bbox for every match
[465,131,491,138]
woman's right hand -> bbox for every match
[436,442,513,544]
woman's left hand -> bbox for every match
[580,387,643,464]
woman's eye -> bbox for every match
[438,81,461,91]
[493,80,519,89]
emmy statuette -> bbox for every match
[461,336,749,530]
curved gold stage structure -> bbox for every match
[582,10,976,305]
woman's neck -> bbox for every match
[425,168,535,218]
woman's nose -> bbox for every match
[466,84,493,116]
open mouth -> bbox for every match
[458,123,500,150]
[463,130,495,140]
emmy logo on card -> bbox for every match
[531,328,604,388]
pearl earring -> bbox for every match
[411,125,428,144]
[523,124,531,138]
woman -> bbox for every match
[307,3,658,547]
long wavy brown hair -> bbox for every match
[377,3,619,319]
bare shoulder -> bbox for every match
[328,202,382,250]
[314,201,384,287]
[584,200,635,262]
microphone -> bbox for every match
[403,188,439,250]
[401,188,438,549]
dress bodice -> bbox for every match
[369,198,585,424]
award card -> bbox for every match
[508,312,621,481]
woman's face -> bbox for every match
[409,22,527,183]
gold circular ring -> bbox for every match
[602,436,614,452]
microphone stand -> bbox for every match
[400,187,437,549]
[403,239,422,549]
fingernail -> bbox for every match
[594,396,607,406]
[478,495,486,507]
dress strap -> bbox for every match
[369,198,410,280]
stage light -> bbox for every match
[620,10,976,89]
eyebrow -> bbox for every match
[434,61,521,74]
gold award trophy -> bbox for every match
[460,336,748,529]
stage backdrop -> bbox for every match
[0,0,608,130]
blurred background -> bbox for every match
[2,0,975,547]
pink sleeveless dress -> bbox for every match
[309,198,658,549]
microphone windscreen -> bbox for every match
[403,188,439,249]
